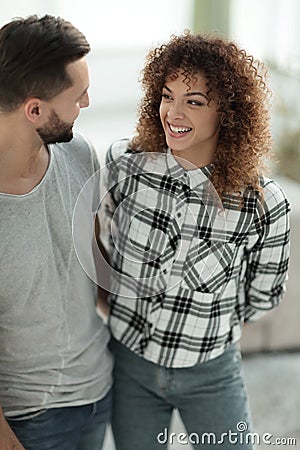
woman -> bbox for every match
[99,32,290,449]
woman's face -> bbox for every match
[159,71,220,167]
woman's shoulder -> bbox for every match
[260,176,289,207]
[105,138,139,164]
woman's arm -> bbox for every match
[243,181,290,322]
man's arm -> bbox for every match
[0,407,25,450]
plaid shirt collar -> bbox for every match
[165,148,214,190]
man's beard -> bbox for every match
[36,110,74,144]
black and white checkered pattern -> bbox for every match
[99,139,290,368]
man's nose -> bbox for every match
[80,92,90,108]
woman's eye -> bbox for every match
[161,93,172,100]
[188,100,205,106]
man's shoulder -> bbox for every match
[53,132,93,157]
[52,132,99,174]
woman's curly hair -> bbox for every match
[131,31,273,199]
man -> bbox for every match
[0,15,113,450]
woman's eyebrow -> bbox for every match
[162,85,208,101]
[185,91,209,100]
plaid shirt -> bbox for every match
[99,139,290,368]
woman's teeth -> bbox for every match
[169,124,192,134]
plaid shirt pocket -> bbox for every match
[181,241,238,293]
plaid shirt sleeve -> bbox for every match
[98,141,125,253]
[243,179,290,321]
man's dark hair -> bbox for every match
[0,14,90,112]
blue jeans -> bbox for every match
[7,389,112,450]
[110,339,253,450]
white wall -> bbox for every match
[230,0,300,72]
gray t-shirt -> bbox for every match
[0,133,113,417]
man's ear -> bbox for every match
[24,98,44,123]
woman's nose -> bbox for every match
[167,102,185,120]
